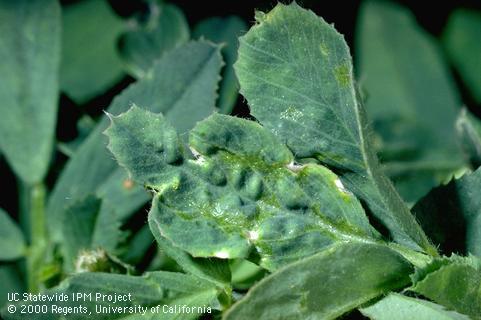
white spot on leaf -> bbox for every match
[335,178,351,194]
[214,251,230,259]
[286,161,304,172]
[247,230,259,241]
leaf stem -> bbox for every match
[20,182,47,292]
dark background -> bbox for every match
[2,0,481,220]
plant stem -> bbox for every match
[20,182,47,293]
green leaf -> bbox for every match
[360,293,470,320]
[410,255,481,319]
[224,243,412,320]
[119,3,189,78]
[230,259,265,290]
[194,16,247,114]
[234,2,435,254]
[149,223,232,288]
[444,9,481,104]
[47,40,223,242]
[413,167,481,256]
[120,225,154,265]
[0,264,24,308]
[58,115,96,157]
[61,196,101,270]
[456,109,481,168]
[356,0,463,203]
[0,208,26,260]
[0,0,60,184]
[1,271,218,320]
[61,0,125,104]
[106,107,380,271]
[49,40,225,286]
[61,196,127,272]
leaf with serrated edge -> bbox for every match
[194,16,247,114]
[1,271,218,320]
[48,40,226,285]
[224,243,412,320]
[106,106,380,271]
[119,3,189,78]
[409,255,481,319]
[360,293,470,320]
[0,0,60,184]
[0,208,26,260]
[48,40,222,240]
[234,2,435,254]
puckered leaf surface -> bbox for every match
[48,40,226,283]
[360,293,470,320]
[106,106,380,271]
[1,271,218,320]
[0,0,60,184]
[224,243,412,320]
[234,2,435,254]
[48,41,222,240]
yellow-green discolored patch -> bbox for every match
[319,42,329,56]
[334,63,351,87]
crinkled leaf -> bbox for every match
[0,208,26,260]
[360,293,470,320]
[106,107,379,271]
[357,0,463,203]
[0,0,60,184]
[444,9,481,104]
[413,167,481,256]
[410,255,481,319]
[234,2,435,254]
[119,3,189,78]
[48,41,222,240]
[456,108,481,168]
[1,271,218,320]
[61,0,125,103]
[49,40,225,285]
[224,243,412,320]
[194,16,247,114]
